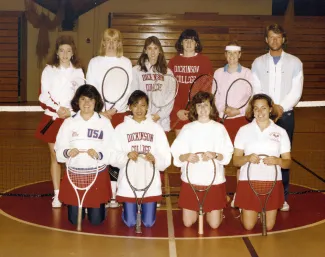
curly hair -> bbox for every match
[175,29,203,54]
[188,91,218,122]
[137,36,168,74]
[98,28,124,57]
[245,93,280,122]
[48,35,82,68]
[71,84,104,113]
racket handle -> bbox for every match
[198,213,204,235]
[40,119,55,135]
[135,211,142,234]
[262,211,267,236]
[77,207,82,231]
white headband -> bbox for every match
[225,45,241,51]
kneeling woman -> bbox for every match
[171,91,233,229]
[233,94,291,231]
[113,90,171,228]
[55,85,116,226]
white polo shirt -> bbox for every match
[234,119,291,181]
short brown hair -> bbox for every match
[188,91,218,122]
[265,24,287,46]
[245,93,280,122]
[71,84,104,113]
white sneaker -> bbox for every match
[106,199,119,208]
[52,196,62,208]
[280,201,290,212]
[230,193,236,208]
[157,203,161,208]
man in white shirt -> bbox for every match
[252,24,304,212]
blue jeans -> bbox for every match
[122,202,157,228]
[276,110,294,201]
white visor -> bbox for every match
[225,45,241,51]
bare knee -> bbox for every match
[208,219,222,229]
[241,210,258,231]
[242,220,256,231]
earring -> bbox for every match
[57,55,59,59]
[71,56,74,60]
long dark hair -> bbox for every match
[175,29,203,54]
[188,91,218,122]
[71,84,104,113]
[48,35,82,68]
[137,36,168,74]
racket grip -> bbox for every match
[262,211,267,236]
[198,214,204,235]
[40,119,55,135]
[135,211,142,234]
[77,207,82,231]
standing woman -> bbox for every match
[86,28,133,208]
[171,92,233,229]
[168,29,213,136]
[131,36,174,132]
[213,41,254,207]
[233,94,291,231]
[35,35,84,208]
[86,28,133,128]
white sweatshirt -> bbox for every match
[171,120,234,185]
[54,111,116,171]
[39,64,85,118]
[112,115,171,198]
[131,63,175,131]
[86,56,133,113]
[252,51,304,112]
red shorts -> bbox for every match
[34,114,64,143]
[222,116,248,143]
[59,168,112,208]
[178,181,227,212]
[116,195,162,203]
[111,112,131,128]
[234,180,284,212]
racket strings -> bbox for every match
[68,170,97,189]
[225,79,253,109]
[151,75,178,109]
[189,76,215,100]
[102,67,129,103]
[249,180,275,195]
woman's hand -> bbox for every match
[201,151,217,161]
[177,110,189,121]
[144,152,155,163]
[224,106,240,117]
[263,156,281,166]
[151,113,160,122]
[246,154,260,164]
[127,151,139,161]
[87,148,99,159]
[101,109,117,120]
[68,148,80,157]
[179,153,199,163]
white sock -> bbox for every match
[111,181,117,200]
[54,189,59,197]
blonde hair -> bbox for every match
[98,28,124,57]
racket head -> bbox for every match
[247,154,278,196]
[101,66,129,107]
[225,78,253,110]
[125,154,156,193]
[187,74,218,109]
[67,151,99,191]
[186,152,217,193]
[150,74,179,111]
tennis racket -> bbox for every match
[101,66,129,111]
[247,154,278,236]
[220,78,253,124]
[125,153,156,233]
[171,74,217,129]
[150,73,179,114]
[40,77,88,135]
[186,152,217,235]
[67,150,100,231]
